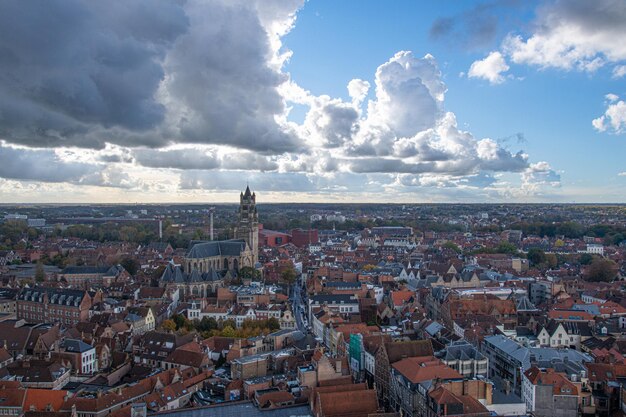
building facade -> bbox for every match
[234,186,259,265]
[17,287,97,326]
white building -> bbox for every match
[63,339,97,375]
[586,244,604,256]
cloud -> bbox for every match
[593,95,626,133]
[347,79,370,105]
[132,147,278,171]
[179,170,316,192]
[0,143,95,183]
[521,161,561,192]
[619,172,626,176]
[0,142,137,188]
[0,1,560,200]
[430,1,521,49]
[500,0,626,72]
[160,0,304,153]
[0,0,304,153]
[613,65,626,78]
[0,0,189,148]
[468,51,510,84]
[368,52,446,138]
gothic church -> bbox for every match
[160,187,260,298]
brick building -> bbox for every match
[17,287,99,326]
[291,229,319,248]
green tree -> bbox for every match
[527,248,546,266]
[173,314,191,330]
[442,241,461,254]
[579,253,594,265]
[239,266,261,280]
[34,261,45,283]
[496,242,518,255]
[267,317,280,331]
[221,325,236,338]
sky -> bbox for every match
[0,0,625,204]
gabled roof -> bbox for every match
[392,357,463,384]
[62,339,93,353]
[23,389,68,412]
[160,264,223,284]
[429,386,490,415]
[186,240,247,259]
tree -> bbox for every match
[162,319,177,332]
[544,253,558,269]
[173,313,191,330]
[34,262,45,283]
[585,258,618,282]
[281,267,297,284]
[496,242,518,255]
[196,316,218,332]
[527,248,546,266]
[120,257,140,275]
[239,266,260,280]
[267,317,280,331]
[221,325,236,338]
[579,253,594,265]
[442,241,461,254]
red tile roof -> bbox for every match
[392,357,462,384]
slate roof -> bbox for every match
[515,296,538,311]
[485,334,593,370]
[18,287,85,307]
[310,294,357,304]
[323,281,361,289]
[62,266,111,275]
[152,402,311,417]
[186,240,247,259]
[437,341,486,362]
[62,339,94,353]
[160,264,223,284]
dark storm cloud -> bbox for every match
[0,0,303,154]
[0,144,93,183]
[162,0,303,154]
[0,0,189,148]
[430,0,523,49]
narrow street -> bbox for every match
[289,274,308,333]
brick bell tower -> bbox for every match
[235,185,259,264]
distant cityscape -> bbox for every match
[2,0,626,415]
[0,189,623,417]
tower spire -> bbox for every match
[235,186,259,265]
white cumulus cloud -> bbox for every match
[593,95,626,134]
[468,51,510,84]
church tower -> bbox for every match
[235,186,259,264]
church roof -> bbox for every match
[186,239,247,259]
[160,264,223,284]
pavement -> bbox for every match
[289,276,308,333]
